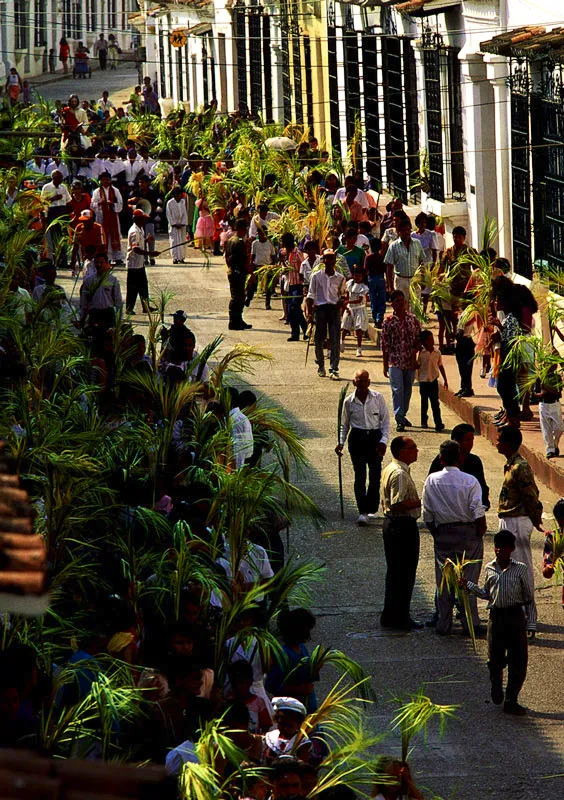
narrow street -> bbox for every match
[61,251,564,799]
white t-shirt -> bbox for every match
[356,234,370,249]
[126,223,145,270]
[251,238,275,266]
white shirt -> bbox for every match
[103,158,125,178]
[422,466,485,527]
[123,160,143,184]
[307,270,346,306]
[98,98,115,113]
[218,541,274,586]
[249,211,280,238]
[356,234,370,249]
[40,181,71,208]
[339,389,390,445]
[126,222,146,270]
[229,407,254,467]
[165,740,198,776]
[300,254,322,284]
[80,272,123,313]
[250,238,275,266]
[166,196,188,226]
[333,187,369,208]
[91,185,123,221]
[46,160,69,179]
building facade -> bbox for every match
[2,0,136,80]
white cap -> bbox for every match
[272,696,307,716]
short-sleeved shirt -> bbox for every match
[418,348,442,382]
[381,312,421,370]
[250,238,275,266]
[337,245,365,275]
[126,223,145,270]
[381,458,420,519]
[225,234,248,275]
[498,453,542,523]
[384,238,426,278]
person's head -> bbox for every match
[258,203,269,219]
[167,623,198,658]
[390,289,406,316]
[427,215,437,232]
[271,760,303,799]
[272,698,307,739]
[133,208,148,227]
[93,253,110,275]
[452,225,467,248]
[398,220,413,245]
[553,498,564,528]
[345,185,358,202]
[227,660,253,699]
[451,423,475,455]
[496,425,523,457]
[99,33,105,39]
[304,240,319,258]
[236,219,248,238]
[68,93,79,108]
[392,211,407,229]
[492,275,515,314]
[353,369,370,398]
[131,333,146,359]
[439,439,461,468]
[390,436,418,465]
[493,530,516,566]
[369,237,381,255]
[51,169,63,186]
[415,212,428,231]
[102,90,109,100]
[352,267,365,284]
[264,172,277,188]
[281,232,295,251]
[344,228,358,248]
[277,607,316,646]
[493,257,511,275]
[420,329,434,352]
[322,248,336,273]
[325,173,339,191]
[100,171,112,188]
[238,390,257,410]
[172,186,183,200]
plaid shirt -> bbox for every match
[498,452,542,524]
[381,312,421,370]
[384,237,426,277]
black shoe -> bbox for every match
[435,423,445,432]
[462,624,487,637]
[425,615,438,628]
[454,389,464,397]
[244,299,251,307]
[149,259,156,266]
[228,323,241,330]
[287,336,299,341]
[458,390,475,398]
[265,305,272,310]
[126,307,134,315]
[421,422,429,429]
[396,423,405,432]
[491,685,504,705]
[240,322,252,330]
[407,618,424,629]
[503,701,527,716]
[403,418,413,427]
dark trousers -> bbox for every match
[497,366,520,417]
[126,268,149,312]
[381,516,420,626]
[288,284,307,338]
[99,50,107,69]
[314,304,340,372]
[348,428,382,514]
[228,272,246,327]
[368,275,386,324]
[419,379,442,427]
[455,333,475,393]
[488,605,528,703]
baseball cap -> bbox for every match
[172,310,187,321]
[272,696,307,716]
[79,209,94,221]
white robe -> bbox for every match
[91,186,124,261]
[166,197,188,261]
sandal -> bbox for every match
[520,410,534,422]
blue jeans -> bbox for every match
[389,367,415,423]
[368,275,387,324]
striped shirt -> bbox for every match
[384,238,426,277]
[466,558,533,609]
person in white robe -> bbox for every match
[166,187,188,263]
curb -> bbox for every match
[438,385,564,496]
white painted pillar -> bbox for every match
[486,55,513,260]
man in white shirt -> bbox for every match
[229,393,254,469]
[333,177,369,209]
[125,209,159,314]
[422,439,487,636]
[306,249,346,380]
[249,203,280,239]
[40,170,71,264]
[166,187,188,263]
[123,148,143,186]
[98,91,115,115]
[336,369,390,526]
[45,156,69,180]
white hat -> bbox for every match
[272,696,307,716]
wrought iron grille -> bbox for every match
[202,39,208,106]
[209,32,217,103]
[447,49,465,199]
[404,38,420,202]
[263,15,273,121]
[34,0,46,47]
[249,7,263,115]
[343,8,360,145]
[327,4,340,152]
[362,29,381,183]
[279,0,292,124]
[510,87,533,277]
[158,30,167,99]
[178,46,185,102]
[233,5,248,109]
[292,22,303,124]
[382,36,408,201]
[303,36,314,131]
[422,29,445,202]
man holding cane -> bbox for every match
[336,370,390,526]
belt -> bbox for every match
[490,605,524,616]
[349,428,382,437]
[436,520,476,528]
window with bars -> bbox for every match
[202,39,209,106]
[303,36,314,131]
[327,12,340,151]
[382,36,408,201]
[158,30,167,100]
[362,29,381,184]
[447,49,465,199]
[233,5,247,109]
[279,0,292,124]
[72,1,81,39]
[423,43,445,202]
[510,84,533,277]
[89,0,97,33]
[209,32,217,103]
[34,0,46,47]
[291,25,303,124]
[15,0,29,49]
[249,8,263,115]
[62,0,71,38]
[343,9,360,145]
[110,0,117,31]
[178,46,185,102]
[263,15,273,121]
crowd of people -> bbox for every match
[0,82,563,797]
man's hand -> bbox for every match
[335,444,343,457]
[383,367,389,378]
[306,313,313,324]
[443,380,448,389]
[458,577,469,589]
[376,442,387,457]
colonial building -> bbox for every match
[2,0,136,80]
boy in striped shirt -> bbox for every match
[462,530,533,716]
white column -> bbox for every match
[486,55,513,260]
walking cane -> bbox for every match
[336,383,349,520]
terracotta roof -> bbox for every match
[480,26,564,60]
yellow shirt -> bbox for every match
[381,458,420,519]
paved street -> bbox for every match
[31,60,138,108]
[59,248,564,799]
